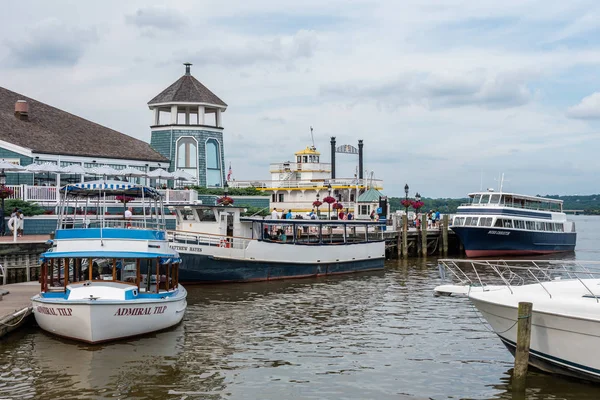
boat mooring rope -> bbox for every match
[467,288,530,335]
[0,307,31,327]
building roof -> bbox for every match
[0,86,168,162]
[294,146,320,156]
[148,72,227,108]
[358,188,383,203]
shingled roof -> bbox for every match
[148,69,227,107]
[0,86,168,162]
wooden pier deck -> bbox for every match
[0,282,38,339]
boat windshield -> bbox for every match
[39,257,180,295]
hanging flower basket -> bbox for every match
[116,195,135,204]
[312,200,323,208]
[323,196,336,204]
[401,199,412,209]
[217,196,234,206]
[411,200,424,210]
[332,202,344,210]
[0,185,14,199]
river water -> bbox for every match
[1,215,600,399]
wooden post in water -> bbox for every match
[421,213,427,257]
[442,214,449,256]
[513,301,533,391]
[402,215,408,258]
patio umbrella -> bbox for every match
[171,170,196,187]
[90,165,124,180]
[62,164,88,174]
[147,168,174,188]
[0,160,25,172]
[25,162,64,185]
[120,167,148,183]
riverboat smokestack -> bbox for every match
[330,136,336,179]
[358,139,364,180]
[14,100,28,121]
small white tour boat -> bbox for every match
[31,180,187,344]
[437,259,600,382]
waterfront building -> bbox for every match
[148,63,227,187]
[0,86,167,186]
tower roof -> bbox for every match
[148,63,227,108]
[357,188,383,203]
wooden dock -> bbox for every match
[0,282,39,339]
[384,215,463,258]
[0,234,50,284]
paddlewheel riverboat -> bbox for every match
[31,180,187,344]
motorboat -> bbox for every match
[451,190,576,257]
[31,180,187,344]
[168,204,386,283]
[436,259,600,382]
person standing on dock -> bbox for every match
[124,207,133,228]
[271,208,279,220]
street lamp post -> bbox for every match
[0,170,6,235]
[415,192,422,214]
[316,192,320,217]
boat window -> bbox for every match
[490,194,501,204]
[526,221,535,230]
[480,194,490,204]
[478,217,492,227]
[197,209,217,222]
[297,156,301,163]
[514,220,525,229]
[454,217,464,226]
[556,223,564,232]
[470,217,479,226]
[465,217,472,225]
[179,208,195,222]
[544,222,552,231]
[303,156,308,163]
[503,219,513,228]
[494,218,503,227]
[472,194,482,204]
[535,222,544,231]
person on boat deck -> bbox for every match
[278,229,287,242]
[370,210,375,220]
[263,227,271,240]
[92,261,100,279]
[271,208,279,220]
[338,209,345,220]
[346,208,353,220]
[285,209,292,219]
[124,207,133,227]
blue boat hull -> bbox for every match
[451,226,576,257]
[177,253,385,283]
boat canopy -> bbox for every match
[467,192,563,205]
[60,180,162,199]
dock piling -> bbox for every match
[442,215,449,256]
[513,301,533,391]
[421,214,427,257]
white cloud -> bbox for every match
[125,6,187,32]
[567,92,600,119]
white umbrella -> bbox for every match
[147,168,174,188]
[25,162,63,173]
[120,167,148,177]
[147,168,174,179]
[89,165,124,180]
[62,164,88,174]
[0,160,24,172]
[171,170,196,188]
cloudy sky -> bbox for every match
[1,0,600,198]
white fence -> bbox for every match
[3,185,198,205]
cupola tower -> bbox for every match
[149,63,227,187]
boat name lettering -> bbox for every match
[113,306,167,316]
[37,306,73,316]
[487,230,510,236]
[171,245,202,253]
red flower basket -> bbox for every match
[0,185,14,199]
[116,195,135,204]
[332,202,344,210]
[312,200,323,208]
[411,200,424,210]
[401,199,412,209]
[323,196,336,204]
[217,196,234,206]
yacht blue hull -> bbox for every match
[177,253,385,283]
[451,226,576,257]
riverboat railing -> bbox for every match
[229,178,384,190]
[437,259,600,301]
[168,230,254,250]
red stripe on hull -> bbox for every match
[465,249,569,258]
